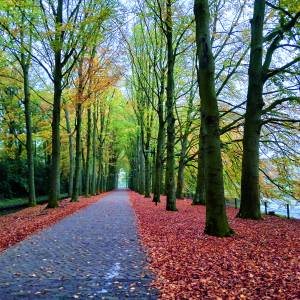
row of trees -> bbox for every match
[0,0,299,237]
[0,1,132,206]
[127,0,300,236]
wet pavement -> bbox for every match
[0,190,157,299]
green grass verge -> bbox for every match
[0,194,68,211]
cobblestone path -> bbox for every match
[0,190,157,299]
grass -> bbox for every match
[0,194,68,212]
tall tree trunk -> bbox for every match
[193,111,205,205]
[71,60,84,202]
[143,106,153,197]
[153,123,165,203]
[143,116,153,197]
[194,0,232,236]
[176,80,195,199]
[48,0,63,208]
[22,63,36,206]
[19,10,36,206]
[81,144,86,193]
[238,0,265,219]
[97,148,103,193]
[165,0,177,211]
[85,107,92,196]
[144,151,150,197]
[91,106,97,195]
[103,162,108,192]
[97,111,105,193]
[176,142,186,199]
[135,138,140,193]
[71,103,82,202]
[108,149,117,191]
[151,148,156,193]
[153,76,165,203]
[134,150,139,192]
[64,107,74,197]
[138,136,145,194]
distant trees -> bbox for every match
[0,0,125,205]
[35,0,112,207]
[0,2,36,206]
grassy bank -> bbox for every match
[0,194,68,213]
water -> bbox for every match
[260,198,300,219]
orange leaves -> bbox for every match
[129,192,300,299]
[0,193,109,252]
[69,54,121,107]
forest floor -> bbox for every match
[0,190,156,299]
[129,191,300,300]
[0,190,299,299]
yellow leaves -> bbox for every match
[241,28,250,42]
[279,0,300,14]
[266,8,276,21]
[0,0,16,10]
[61,23,74,32]
[67,53,121,108]
[212,33,221,39]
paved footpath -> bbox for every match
[0,190,158,299]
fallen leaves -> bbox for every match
[0,193,109,252]
[129,191,300,300]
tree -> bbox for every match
[0,2,36,206]
[32,0,111,207]
[71,60,84,202]
[175,60,197,200]
[238,0,300,219]
[194,0,233,236]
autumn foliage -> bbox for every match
[129,191,300,299]
[0,193,109,252]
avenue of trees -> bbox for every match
[0,0,127,206]
[0,0,299,236]
[126,0,299,236]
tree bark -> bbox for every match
[97,110,105,193]
[165,0,177,211]
[176,92,194,199]
[48,0,63,208]
[22,63,36,206]
[64,107,74,197]
[91,106,97,195]
[144,151,151,197]
[151,148,156,193]
[193,111,205,205]
[153,69,165,203]
[176,142,186,199]
[194,0,232,236]
[71,103,82,202]
[238,0,265,219]
[143,113,153,197]
[97,148,103,193]
[138,135,145,194]
[84,107,92,196]
[153,121,164,203]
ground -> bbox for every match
[0,190,299,299]
[0,191,157,299]
[129,191,300,300]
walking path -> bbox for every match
[0,190,157,299]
